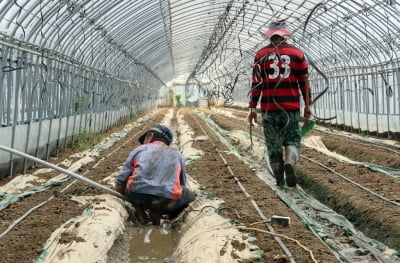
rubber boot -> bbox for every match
[284,146,300,187]
[269,155,285,186]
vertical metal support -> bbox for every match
[396,68,400,136]
[3,45,15,175]
[327,76,333,128]
[362,70,370,136]
[355,70,361,133]
[373,73,379,136]
[344,76,349,132]
[349,75,354,133]
[63,64,72,150]
[77,73,85,140]
[99,78,106,133]
[380,72,386,137]
[93,78,99,134]
[45,56,54,160]
[385,70,391,138]
[82,75,89,134]
[62,63,69,148]
[338,77,344,130]
[0,51,5,127]
[71,66,78,147]
[23,53,34,173]
[104,79,110,132]
[90,78,94,134]
[323,77,327,122]
[34,54,44,161]
[332,77,338,128]
[55,62,64,156]
[6,50,12,128]
[10,49,21,176]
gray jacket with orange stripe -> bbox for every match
[115,141,187,200]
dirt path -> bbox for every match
[204,107,400,253]
[180,108,340,262]
[0,107,399,263]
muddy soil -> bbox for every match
[0,107,399,263]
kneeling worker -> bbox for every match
[114,124,195,225]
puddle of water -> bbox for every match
[129,226,178,263]
[107,223,178,263]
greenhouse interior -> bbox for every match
[0,1,400,263]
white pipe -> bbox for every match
[0,144,126,200]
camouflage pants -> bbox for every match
[262,111,301,160]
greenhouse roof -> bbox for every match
[0,0,399,88]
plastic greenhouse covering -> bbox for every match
[0,0,400,176]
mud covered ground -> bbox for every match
[0,107,399,263]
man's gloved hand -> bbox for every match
[247,109,257,126]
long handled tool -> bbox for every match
[0,144,126,200]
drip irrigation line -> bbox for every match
[250,129,399,206]
[192,115,297,263]
[314,128,400,154]
[255,133,397,204]
[219,151,296,263]
[0,195,55,240]
[301,155,400,207]
[0,176,81,240]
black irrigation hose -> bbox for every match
[302,2,336,122]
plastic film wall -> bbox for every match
[0,35,159,177]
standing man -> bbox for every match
[115,124,195,225]
[247,18,312,187]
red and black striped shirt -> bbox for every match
[249,43,312,111]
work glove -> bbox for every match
[247,109,257,126]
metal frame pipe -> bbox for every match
[0,144,126,200]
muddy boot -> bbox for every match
[284,146,299,187]
[269,155,285,186]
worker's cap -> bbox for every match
[138,124,173,145]
[262,18,292,39]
